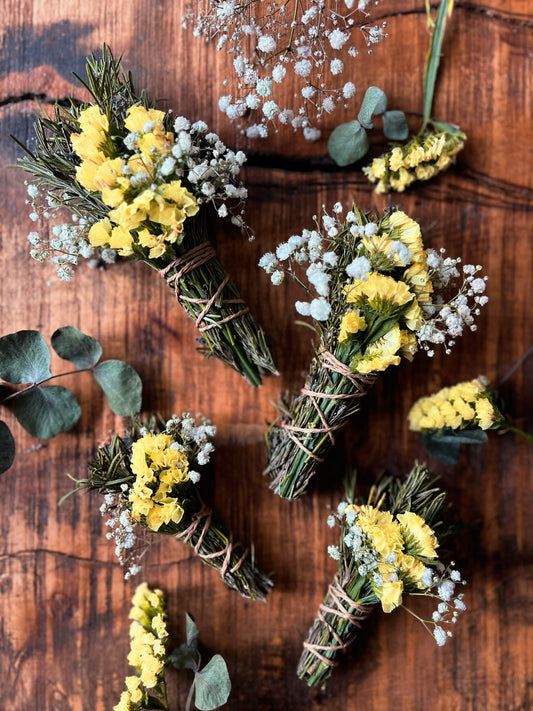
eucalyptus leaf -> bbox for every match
[194,655,231,711]
[0,420,15,474]
[92,360,142,416]
[0,330,51,384]
[328,121,369,167]
[450,429,489,445]
[51,326,103,369]
[10,385,81,439]
[186,612,199,651]
[421,432,461,465]
[358,86,387,129]
[382,110,409,140]
[168,643,200,672]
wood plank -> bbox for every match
[1,1,532,709]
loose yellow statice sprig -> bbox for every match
[114,583,169,711]
[298,464,466,688]
[262,203,487,499]
[82,414,273,600]
[409,376,533,464]
[364,0,465,193]
[363,126,466,194]
[18,47,277,387]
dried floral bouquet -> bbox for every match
[298,463,466,688]
[16,47,277,386]
[71,413,272,601]
[261,203,487,498]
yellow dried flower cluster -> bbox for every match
[408,376,502,432]
[71,105,198,258]
[345,504,439,613]
[129,432,190,531]
[339,211,430,374]
[114,583,168,711]
[363,129,465,194]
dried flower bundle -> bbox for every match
[183,0,387,140]
[298,464,466,688]
[75,413,272,601]
[17,46,277,386]
[261,203,487,498]
[409,376,533,464]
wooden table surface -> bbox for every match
[1,2,532,709]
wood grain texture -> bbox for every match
[1,1,532,709]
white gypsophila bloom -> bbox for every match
[189,471,201,483]
[433,626,447,646]
[303,127,321,141]
[470,278,486,294]
[256,78,272,97]
[279,109,295,124]
[342,81,356,99]
[322,251,339,267]
[263,100,279,119]
[301,85,316,99]
[276,242,294,261]
[245,93,261,110]
[160,157,176,176]
[346,255,371,280]
[295,300,311,316]
[174,116,190,132]
[294,60,312,78]
[258,252,278,273]
[330,58,344,75]
[257,34,277,52]
[438,580,455,601]
[389,241,412,265]
[309,297,331,321]
[328,545,341,560]
[364,222,378,237]
[450,570,462,582]
[328,29,350,50]
[218,95,232,112]
[272,64,286,83]
[271,270,284,285]
[327,514,336,528]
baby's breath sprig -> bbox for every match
[363,0,466,192]
[72,413,273,601]
[261,202,487,499]
[16,46,277,387]
[409,376,533,464]
[298,463,466,688]
[183,0,387,140]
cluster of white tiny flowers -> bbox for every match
[426,562,467,646]
[100,489,142,579]
[183,0,387,139]
[420,249,488,356]
[260,205,488,353]
[24,116,253,281]
[165,412,217,470]
[25,182,112,281]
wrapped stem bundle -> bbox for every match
[77,414,272,601]
[298,463,466,688]
[408,375,533,464]
[262,203,488,499]
[17,47,277,386]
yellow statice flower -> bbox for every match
[387,211,427,266]
[114,690,134,711]
[408,376,501,432]
[352,324,402,375]
[88,218,134,256]
[71,106,111,191]
[395,552,427,589]
[397,512,439,557]
[338,310,367,343]
[354,505,404,557]
[129,433,190,530]
[376,563,404,613]
[363,129,466,194]
[345,272,414,310]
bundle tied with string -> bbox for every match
[80,413,273,601]
[261,203,488,499]
[298,464,467,688]
[17,46,277,387]
[266,350,377,499]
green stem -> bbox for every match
[422,0,454,129]
[0,368,91,404]
[504,424,533,444]
[184,678,195,711]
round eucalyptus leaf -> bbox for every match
[0,420,15,474]
[328,121,370,167]
[11,385,81,439]
[357,86,387,129]
[194,655,231,711]
[93,360,142,416]
[0,330,51,384]
[51,326,103,370]
[421,432,461,465]
[382,110,409,140]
